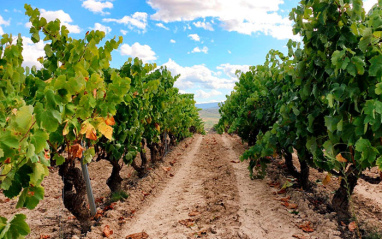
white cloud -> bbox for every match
[35,9,81,33]
[0,15,10,35]
[170,39,176,43]
[91,23,111,34]
[195,89,222,99]
[193,21,214,31]
[183,24,191,31]
[364,0,377,12]
[216,63,250,79]
[188,33,200,41]
[156,23,169,30]
[163,58,237,90]
[82,0,113,15]
[228,50,231,54]
[120,29,128,35]
[0,15,10,26]
[147,0,299,40]
[21,37,45,69]
[24,22,32,28]
[191,46,208,54]
[120,42,157,62]
[4,9,8,13]
[103,12,148,32]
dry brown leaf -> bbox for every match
[70,144,84,159]
[103,225,113,238]
[268,182,280,188]
[277,188,286,194]
[94,210,104,220]
[40,235,50,239]
[278,196,291,202]
[188,211,200,217]
[322,173,332,186]
[126,232,149,239]
[292,234,308,239]
[179,219,195,227]
[4,158,11,164]
[44,150,50,160]
[298,221,314,233]
[348,221,357,232]
[162,166,171,172]
[230,160,240,163]
[95,197,105,203]
[105,116,116,126]
[281,202,298,209]
[104,202,117,211]
[336,153,347,163]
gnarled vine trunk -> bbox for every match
[58,161,91,232]
[283,149,310,190]
[106,159,123,193]
[169,133,177,146]
[131,139,148,178]
[332,165,359,221]
[148,142,161,163]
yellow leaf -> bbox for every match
[155,123,160,132]
[335,153,347,163]
[97,122,113,140]
[80,121,97,140]
[105,116,115,126]
[63,121,69,136]
[322,173,331,186]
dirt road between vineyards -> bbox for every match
[2,133,359,238]
[120,134,341,239]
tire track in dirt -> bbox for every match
[122,134,205,238]
[221,134,304,239]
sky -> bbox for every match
[0,0,378,103]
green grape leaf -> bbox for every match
[0,214,30,238]
[53,154,65,166]
[34,102,61,132]
[3,165,33,198]
[30,129,49,154]
[16,185,44,210]
[83,147,95,164]
[369,55,382,77]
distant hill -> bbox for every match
[195,102,220,110]
[196,102,221,131]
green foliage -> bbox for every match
[218,0,382,180]
[0,214,30,239]
[0,4,204,237]
[110,190,129,202]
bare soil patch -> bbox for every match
[0,133,381,238]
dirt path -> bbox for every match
[221,134,303,238]
[120,134,341,239]
[2,133,381,238]
[122,134,205,238]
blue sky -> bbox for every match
[0,0,377,103]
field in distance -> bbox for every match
[196,102,221,132]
